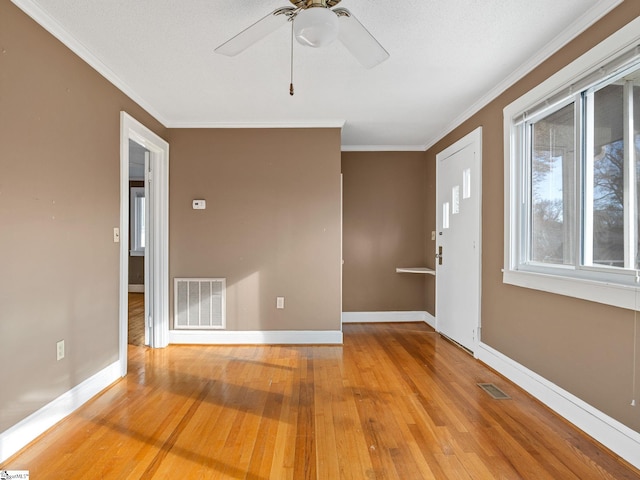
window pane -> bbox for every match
[590,84,624,268]
[137,196,146,249]
[452,186,460,214]
[530,103,575,264]
[129,187,145,255]
[442,202,449,229]
[463,168,471,199]
[635,83,640,269]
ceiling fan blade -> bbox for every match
[215,7,296,56]
[335,8,389,69]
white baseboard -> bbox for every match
[128,284,144,293]
[342,311,435,327]
[476,342,640,471]
[423,312,436,329]
[169,329,343,345]
[0,360,121,463]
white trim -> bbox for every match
[11,0,621,153]
[120,112,170,375]
[0,361,121,463]
[11,0,169,127]
[129,186,146,256]
[169,330,343,345]
[423,312,436,329]
[166,121,346,129]
[503,270,640,311]
[476,342,640,471]
[341,145,426,152]
[341,311,432,324]
[503,16,640,310]
[128,284,144,293]
[424,0,623,151]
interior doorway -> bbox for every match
[128,140,148,346]
[435,127,482,354]
[119,112,170,376]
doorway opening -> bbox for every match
[128,139,148,346]
[119,112,170,377]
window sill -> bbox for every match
[503,269,639,311]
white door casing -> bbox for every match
[435,127,482,353]
[143,150,152,346]
[120,112,169,376]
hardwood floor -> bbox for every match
[3,322,639,479]
[128,293,145,346]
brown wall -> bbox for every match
[0,2,165,431]
[424,153,436,314]
[167,128,342,331]
[128,256,144,285]
[3,0,638,446]
[424,1,640,432]
[342,152,431,312]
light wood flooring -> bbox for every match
[3,322,640,479]
[128,293,145,346]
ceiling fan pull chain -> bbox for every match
[290,19,295,96]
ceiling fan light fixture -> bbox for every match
[293,7,339,48]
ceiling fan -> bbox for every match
[214,0,390,70]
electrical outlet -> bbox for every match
[276,297,285,309]
[56,340,65,361]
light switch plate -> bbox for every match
[276,297,285,309]
[192,199,206,210]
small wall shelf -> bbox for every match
[396,267,435,275]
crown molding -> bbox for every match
[166,120,346,129]
[423,0,624,151]
[341,144,426,152]
[13,0,624,151]
[11,0,170,127]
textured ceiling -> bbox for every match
[13,0,618,149]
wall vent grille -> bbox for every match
[477,383,510,400]
[174,278,226,330]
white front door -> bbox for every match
[435,128,482,353]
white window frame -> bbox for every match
[130,186,145,256]
[504,17,640,311]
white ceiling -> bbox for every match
[14,0,619,150]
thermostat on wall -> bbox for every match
[192,199,206,210]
